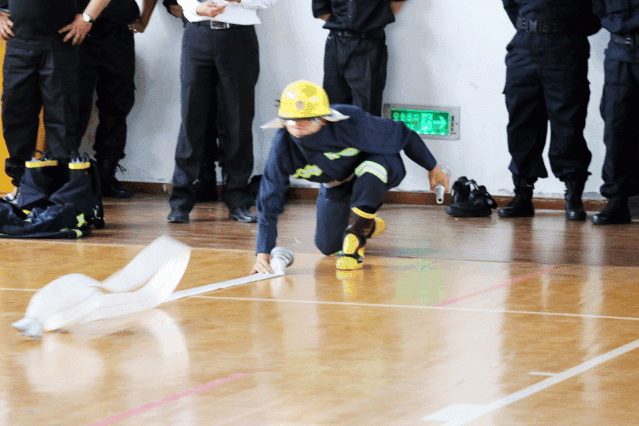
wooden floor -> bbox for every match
[2,195,639,425]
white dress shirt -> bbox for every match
[177,0,277,25]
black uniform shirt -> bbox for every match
[593,0,639,34]
[593,0,639,63]
[503,0,601,53]
[312,0,406,34]
[78,0,140,25]
[0,0,78,50]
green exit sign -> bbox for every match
[383,104,460,140]
[391,109,450,135]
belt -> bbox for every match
[612,33,639,47]
[330,28,385,39]
[191,20,242,29]
[516,17,566,33]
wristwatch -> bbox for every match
[82,12,94,23]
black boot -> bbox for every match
[498,181,534,218]
[564,179,587,221]
[591,195,631,225]
[450,176,471,205]
[98,157,133,199]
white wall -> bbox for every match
[96,0,610,199]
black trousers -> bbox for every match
[170,23,259,212]
[77,23,136,162]
[503,41,592,184]
[323,31,388,117]
[2,44,78,186]
[600,55,639,198]
[200,84,221,184]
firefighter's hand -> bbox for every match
[429,164,450,192]
[251,253,273,275]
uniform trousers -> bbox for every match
[314,154,405,255]
[600,54,639,198]
[2,44,78,186]
[504,39,592,184]
[77,22,136,162]
[323,30,388,117]
[171,22,259,212]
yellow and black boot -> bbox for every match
[50,153,105,229]
[336,208,386,270]
[17,152,68,211]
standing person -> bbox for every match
[0,0,111,200]
[167,0,277,224]
[498,0,600,220]
[312,0,407,117]
[163,0,220,203]
[250,80,449,273]
[590,0,639,224]
[76,0,158,199]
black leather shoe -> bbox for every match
[102,176,134,198]
[167,209,189,223]
[229,206,257,223]
[591,196,631,225]
[97,158,134,198]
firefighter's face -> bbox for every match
[285,118,324,138]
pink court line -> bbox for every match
[434,267,556,307]
[87,373,248,426]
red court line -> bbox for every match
[434,267,556,307]
[87,373,248,426]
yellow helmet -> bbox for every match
[278,80,332,119]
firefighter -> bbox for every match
[250,80,448,273]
